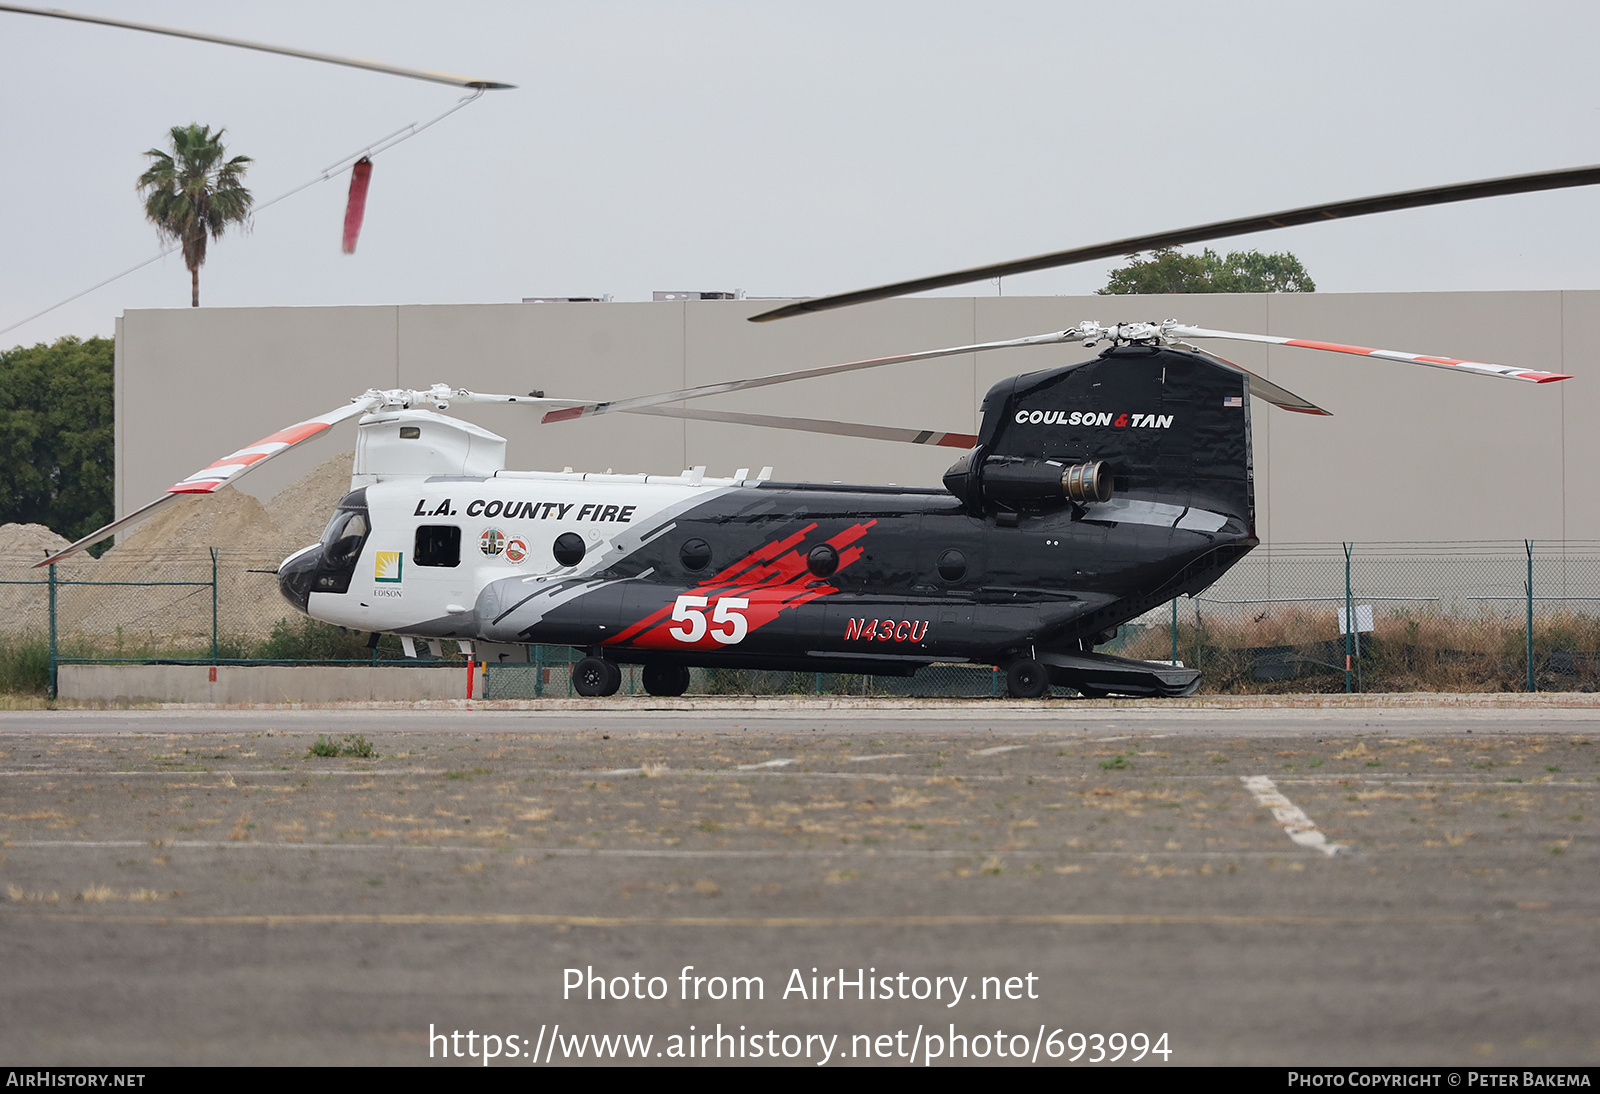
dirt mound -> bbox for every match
[99,488,280,570]
[22,452,359,645]
[0,523,80,565]
[0,524,91,633]
[265,451,354,553]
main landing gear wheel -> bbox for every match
[573,656,622,697]
[1005,658,1051,699]
[641,664,692,697]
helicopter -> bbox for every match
[39,164,1594,698]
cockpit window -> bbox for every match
[319,490,372,573]
[321,509,371,568]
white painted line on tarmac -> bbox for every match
[1241,775,1352,857]
[735,758,795,770]
[970,745,1027,756]
[848,753,910,762]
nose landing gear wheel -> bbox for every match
[1005,658,1051,699]
[573,656,622,697]
[641,664,692,697]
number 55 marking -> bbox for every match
[669,594,750,645]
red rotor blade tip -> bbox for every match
[341,157,373,254]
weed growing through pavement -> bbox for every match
[306,734,377,759]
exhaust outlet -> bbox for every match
[1062,460,1112,503]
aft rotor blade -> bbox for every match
[1168,326,1573,384]
[0,4,516,89]
[749,163,1600,322]
[625,405,978,448]
[541,330,1082,424]
[36,396,380,568]
[1170,342,1330,416]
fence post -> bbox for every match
[1343,542,1354,694]
[534,644,544,698]
[1170,598,1178,664]
[1526,539,1535,693]
[210,547,219,665]
[47,561,57,701]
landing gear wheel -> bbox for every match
[573,656,622,697]
[1005,658,1051,699]
[641,664,691,697]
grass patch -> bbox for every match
[306,734,377,759]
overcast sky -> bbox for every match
[3,0,1599,347]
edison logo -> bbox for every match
[374,552,403,583]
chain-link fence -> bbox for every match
[1109,541,1600,694]
[10,541,1600,697]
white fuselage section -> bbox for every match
[304,470,743,634]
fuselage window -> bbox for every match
[414,525,462,568]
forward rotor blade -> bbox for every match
[541,330,1082,424]
[0,4,516,89]
[625,405,978,448]
[34,495,184,569]
[36,396,380,568]
[1168,326,1573,384]
[749,163,1600,322]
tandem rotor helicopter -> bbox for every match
[40,165,1600,698]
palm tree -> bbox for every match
[137,124,253,307]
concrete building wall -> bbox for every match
[116,293,1596,546]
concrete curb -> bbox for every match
[44,691,1600,712]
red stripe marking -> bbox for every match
[936,432,978,448]
[542,407,586,424]
[605,520,878,650]
[1284,339,1378,356]
[255,421,332,447]
[1529,373,1574,383]
[195,422,332,471]
[167,481,225,494]
[196,451,271,472]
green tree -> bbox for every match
[137,124,253,307]
[0,336,113,545]
[1098,248,1316,294]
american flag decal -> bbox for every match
[1223,396,1242,407]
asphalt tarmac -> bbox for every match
[2,705,1597,1066]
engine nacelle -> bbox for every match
[978,456,1113,508]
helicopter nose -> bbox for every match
[277,544,322,613]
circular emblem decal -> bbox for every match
[479,527,505,556]
[504,536,528,564]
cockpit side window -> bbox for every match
[313,490,372,593]
[320,509,371,568]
